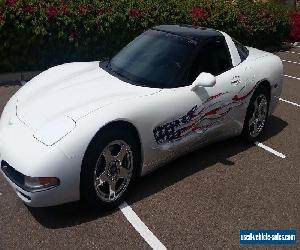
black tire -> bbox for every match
[242,84,270,142]
[80,124,140,210]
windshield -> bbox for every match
[108,30,197,88]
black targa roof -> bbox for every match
[152,25,223,41]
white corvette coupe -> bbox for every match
[0,25,283,209]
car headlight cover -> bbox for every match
[34,116,76,146]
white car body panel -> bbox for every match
[0,30,283,207]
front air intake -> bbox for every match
[1,160,25,189]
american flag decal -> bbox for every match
[153,106,197,144]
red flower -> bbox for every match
[290,12,300,24]
[190,7,209,20]
[289,12,300,42]
[47,6,58,19]
[78,4,88,15]
[238,15,246,23]
[237,14,253,33]
[23,5,34,14]
[5,0,18,7]
[129,8,141,18]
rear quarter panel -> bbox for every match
[246,48,283,114]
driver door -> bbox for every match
[153,37,251,154]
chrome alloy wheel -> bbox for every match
[94,140,133,202]
[249,94,268,138]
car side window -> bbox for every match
[187,38,232,84]
[233,39,249,62]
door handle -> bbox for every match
[231,76,241,85]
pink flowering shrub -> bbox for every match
[0,0,291,73]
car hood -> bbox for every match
[16,61,160,131]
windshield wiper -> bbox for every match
[104,61,153,88]
[98,57,110,68]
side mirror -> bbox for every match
[191,72,216,91]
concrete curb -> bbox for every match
[0,71,41,85]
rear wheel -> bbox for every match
[81,126,140,210]
[242,85,270,141]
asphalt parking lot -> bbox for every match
[0,47,299,249]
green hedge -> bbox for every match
[0,0,290,73]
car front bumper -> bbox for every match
[0,115,81,207]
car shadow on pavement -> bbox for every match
[27,201,116,229]
[28,115,288,229]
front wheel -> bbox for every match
[81,127,140,210]
[242,85,270,142]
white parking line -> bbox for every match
[284,75,300,81]
[285,51,300,55]
[282,59,300,65]
[279,98,300,108]
[119,202,167,250]
[255,142,286,159]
